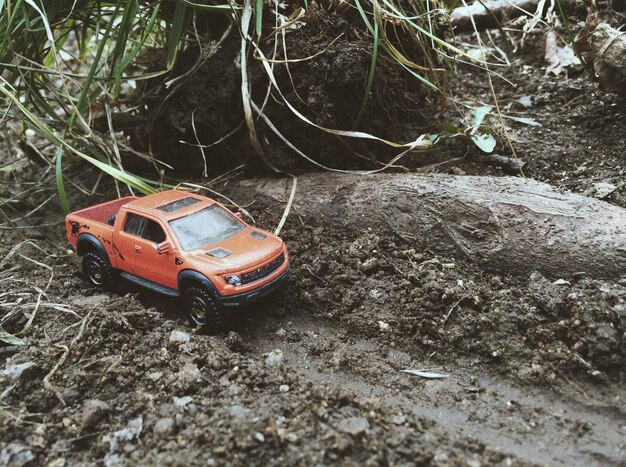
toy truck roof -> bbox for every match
[127,190,217,221]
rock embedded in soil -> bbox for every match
[0,442,34,467]
[0,361,37,381]
[173,396,193,410]
[336,417,370,436]
[168,330,190,345]
[265,349,284,367]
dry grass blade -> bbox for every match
[252,100,425,174]
[240,0,277,170]
[274,174,297,236]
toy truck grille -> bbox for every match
[240,252,285,285]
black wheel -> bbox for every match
[81,252,118,290]
[183,286,225,329]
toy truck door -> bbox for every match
[111,212,140,274]
[118,213,178,289]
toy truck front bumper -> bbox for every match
[218,267,290,307]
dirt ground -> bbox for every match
[1,6,626,467]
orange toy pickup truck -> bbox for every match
[65,190,289,327]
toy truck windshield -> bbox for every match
[169,205,244,251]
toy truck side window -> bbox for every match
[124,213,147,236]
[124,213,166,244]
[143,220,166,243]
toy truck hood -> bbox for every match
[190,227,284,272]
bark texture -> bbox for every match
[235,174,626,279]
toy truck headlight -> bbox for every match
[226,274,241,286]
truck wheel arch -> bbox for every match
[178,270,218,295]
[76,233,110,264]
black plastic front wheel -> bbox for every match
[81,252,118,290]
[183,286,225,329]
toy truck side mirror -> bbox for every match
[157,240,173,255]
[235,212,243,220]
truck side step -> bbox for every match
[120,272,180,297]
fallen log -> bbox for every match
[235,174,626,279]
[451,0,540,31]
[451,0,575,32]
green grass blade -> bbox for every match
[0,326,25,346]
[55,144,70,213]
[0,79,156,196]
[255,0,263,37]
[354,0,438,92]
[167,1,189,69]
[353,14,378,129]
[69,2,121,123]
[110,0,139,94]
[120,2,161,71]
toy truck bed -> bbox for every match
[66,197,137,256]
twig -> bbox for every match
[302,264,327,283]
[16,254,53,336]
[444,296,466,325]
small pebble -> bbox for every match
[265,349,284,367]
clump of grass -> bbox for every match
[0,0,464,210]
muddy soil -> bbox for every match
[0,184,624,465]
[1,7,626,467]
[141,5,438,173]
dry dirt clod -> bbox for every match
[103,416,143,454]
[175,363,201,388]
[80,399,111,430]
[225,331,247,352]
[153,418,175,438]
[360,257,381,273]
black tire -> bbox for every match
[183,285,225,329]
[81,252,118,290]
